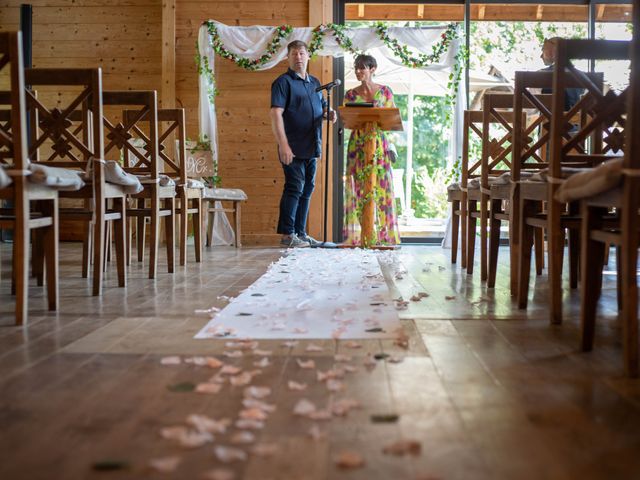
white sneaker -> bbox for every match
[280,234,310,248]
[298,234,322,247]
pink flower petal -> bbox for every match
[297,359,316,369]
[214,446,248,463]
[160,356,181,365]
[287,380,308,391]
[230,430,256,444]
[293,398,317,416]
[382,440,422,456]
[335,451,365,469]
[149,455,181,473]
[195,383,222,394]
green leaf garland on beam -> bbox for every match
[195,21,466,107]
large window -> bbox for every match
[338,1,633,243]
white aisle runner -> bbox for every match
[195,249,403,340]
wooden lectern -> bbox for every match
[338,106,403,248]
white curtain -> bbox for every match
[197,20,459,160]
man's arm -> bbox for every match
[270,107,294,165]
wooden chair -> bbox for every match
[518,40,627,325]
[454,110,482,273]
[490,81,556,293]
[574,34,638,376]
[22,66,128,296]
[124,108,203,265]
[466,100,522,280]
[0,31,59,325]
[103,91,176,279]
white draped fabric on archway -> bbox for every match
[197,20,461,160]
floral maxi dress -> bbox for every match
[343,85,400,246]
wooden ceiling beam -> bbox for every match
[345,4,631,23]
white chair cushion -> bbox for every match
[555,158,623,203]
[446,182,461,192]
[29,163,85,191]
[138,174,176,187]
[186,178,205,189]
[203,188,248,201]
[0,166,11,188]
[104,160,144,194]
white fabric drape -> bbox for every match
[197,20,458,159]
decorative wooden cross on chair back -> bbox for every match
[551,39,629,173]
[24,69,103,169]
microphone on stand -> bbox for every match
[315,78,341,93]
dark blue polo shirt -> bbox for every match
[271,69,326,159]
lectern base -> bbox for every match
[337,244,400,251]
[310,241,338,249]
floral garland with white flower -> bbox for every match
[374,22,465,113]
[196,21,465,104]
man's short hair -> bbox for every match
[287,40,309,53]
[354,54,377,70]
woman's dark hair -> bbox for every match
[354,54,377,70]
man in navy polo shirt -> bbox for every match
[270,40,336,248]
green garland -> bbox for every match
[206,21,293,71]
[196,21,466,121]
[194,41,217,102]
[374,22,458,69]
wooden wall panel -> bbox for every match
[0,0,162,239]
[176,0,313,246]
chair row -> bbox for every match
[448,35,638,376]
[0,30,246,326]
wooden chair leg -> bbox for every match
[517,199,537,309]
[137,198,146,262]
[460,194,468,270]
[206,201,214,247]
[466,200,477,275]
[149,193,159,279]
[14,209,29,326]
[114,198,127,288]
[194,197,203,261]
[32,229,44,287]
[103,221,111,273]
[92,202,105,296]
[234,201,242,248]
[603,241,610,266]
[534,227,544,275]
[568,226,580,289]
[621,213,639,377]
[165,197,175,274]
[548,201,564,325]
[43,198,59,311]
[82,221,91,278]
[509,186,521,296]
[580,205,606,352]
[488,199,502,288]
[480,194,489,281]
[179,194,188,266]
[126,216,132,267]
[105,218,112,264]
[451,200,459,264]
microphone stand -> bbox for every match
[313,84,337,248]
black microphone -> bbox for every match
[315,79,341,93]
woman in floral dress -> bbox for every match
[343,54,400,246]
